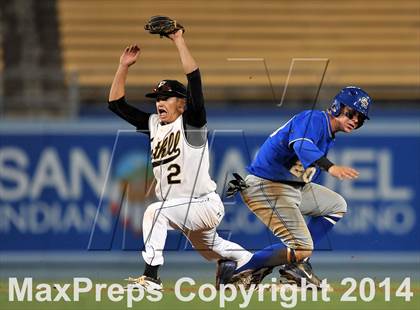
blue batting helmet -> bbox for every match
[330,86,372,120]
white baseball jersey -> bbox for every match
[149,114,217,200]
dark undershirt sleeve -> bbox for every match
[183,69,207,146]
[108,96,151,134]
[184,69,206,128]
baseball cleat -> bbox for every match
[278,260,322,288]
[125,275,163,292]
[216,259,237,289]
[230,266,273,290]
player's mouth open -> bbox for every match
[158,109,167,117]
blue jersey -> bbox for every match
[248,110,335,183]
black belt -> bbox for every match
[278,180,305,188]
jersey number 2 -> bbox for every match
[167,164,181,184]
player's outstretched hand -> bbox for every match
[168,29,184,42]
[328,165,359,180]
[119,45,140,67]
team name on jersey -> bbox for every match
[151,130,181,168]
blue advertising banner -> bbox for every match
[0,112,419,252]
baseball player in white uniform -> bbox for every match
[108,29,252,291]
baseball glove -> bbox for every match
[144,16,185,38]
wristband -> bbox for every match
[314,156,334,171]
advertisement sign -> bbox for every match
[0,113,418,251]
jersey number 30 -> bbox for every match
[167,164,181,184]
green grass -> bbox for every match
[1,280,419,310]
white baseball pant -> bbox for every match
[142,191,252,268]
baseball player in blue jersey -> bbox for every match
[217,86,372,288]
